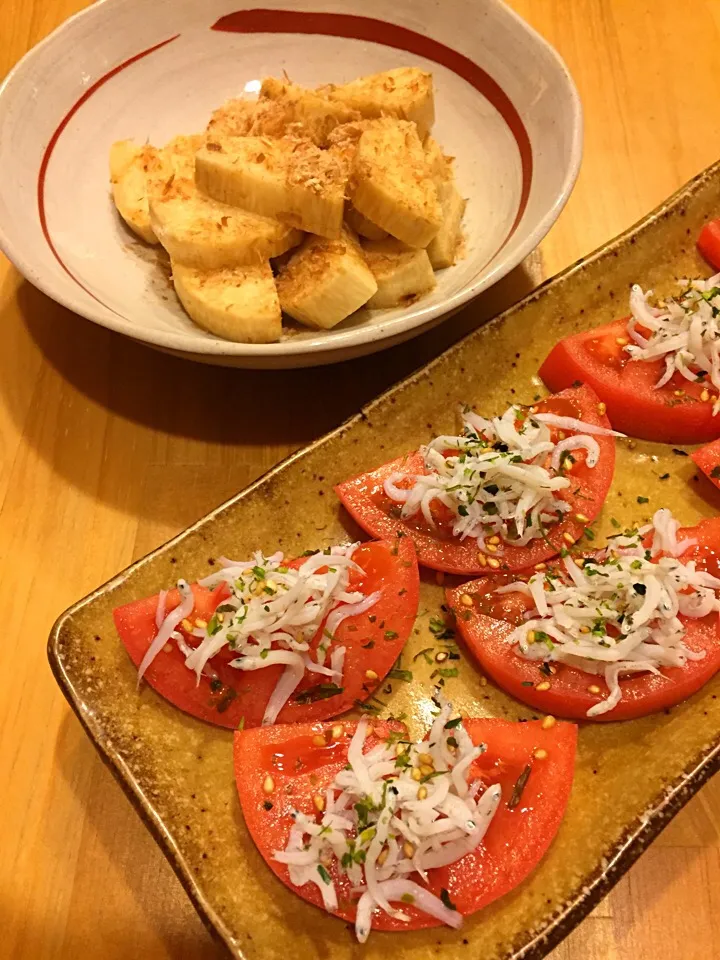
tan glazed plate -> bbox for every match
[49,159,720,959]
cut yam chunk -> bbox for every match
[195,136,346,238]
[350,119,441,248]
[427,178,467,269]
[172,260,281,343]
[424,135,452,183]
[258,77,360,144]
[345,205,387,240]
[147,150,302,269]
[276,226,377,329]
[109,141,163,244]
[322,67,435,138]
[207,98,256,137]
[362,237,436,308]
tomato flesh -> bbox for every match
[335,385,615,575]
[448,517,720,721]
[691,437,720,490]
[540,318,719,442]
[234,716,576,930]
[113,537,419,729]
[698,220,720,272]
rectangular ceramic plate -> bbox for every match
[50,159,720,960]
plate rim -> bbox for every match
[48,154,720,959]
[0,0,583,361]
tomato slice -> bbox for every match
[234,716,576,930]
[113,537,419,729]
[540,318,720,442]
[698,219,720,272]
[447,516,720,721]
[335,385,615,575]
[691,437,720,490]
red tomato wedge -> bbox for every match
[698,219,720,272]
[448,516,720,721]
[113,537,419,729]
[335,385,615,575]
[540,318,720,442]
[234,716,576,931]
[692,438,720,490]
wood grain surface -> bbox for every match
[1,2,719,958]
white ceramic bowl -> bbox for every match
[0,0,582,368]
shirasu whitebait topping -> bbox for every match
[497,509,720,717]
[275,699,502,942]
[139,545,381,724]
[625,273,720,412]
[383,402,620,551]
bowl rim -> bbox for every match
[0,0,583,359]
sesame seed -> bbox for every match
[534,749,548,760]
[420,764,434,777]
[487,535,501,545]
[488,558,501,569]
[419,752,434,765]
[417,786,428,800]
[674,389,685,398]
[313,794,325,812]
[563,532,575,545]
[616,337,628,346]
[477,553,488,567]
[216,612,225,624]
[575,513,589,523]
[588,684,602,695]
[181,619,193,632]
[541,715,556,730]
[331,724,343,739]
[702,389,710,402]
[535,562,547,571]
[460,594,474,607]
[558,430,566,440]
[486,543,498,553]
[312,734,326,747]
[411,767,423,782]
[403,841,415,858]
[163,643,172,653]
[597,402,607,415]
[536,681,551,692]
[262,775,275,794]
[376,845,389,867]
[526,630,536,644]
[580,626,590,633]
[365,669,378,681]
[195,618,208,630]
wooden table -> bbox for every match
[2,1,719,957]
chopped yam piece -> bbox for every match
[172,260,281,343]
[109,141,163,244]
[424,135,453,183]
[276,225,377,329]
[350,119,441,248]
[147,149,302,269]
[322,68,435,138]
[345,205,387,240]
[207,99,256,137]
[195,136,346,238]
[362,237,436,308]
[427,178,467,269]
[258,77,360,144]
